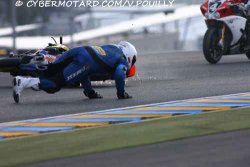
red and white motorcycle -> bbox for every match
[200,0,249,64]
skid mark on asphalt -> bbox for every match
[1,92,250,141]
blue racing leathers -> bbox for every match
[37,45,129,97]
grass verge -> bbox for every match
[1,108,250,167]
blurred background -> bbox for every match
[0,0,204,56]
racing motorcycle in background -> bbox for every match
[200,0,249,64]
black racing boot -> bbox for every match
[244,16,250,51]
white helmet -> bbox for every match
[118,41,137,69]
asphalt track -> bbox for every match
[1,51,250,166]
[1,51,250,122]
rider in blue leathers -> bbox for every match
[12,41,138,103]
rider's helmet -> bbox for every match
[45,44,69,55]
[118,41,137,69]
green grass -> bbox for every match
[1,108,250,167]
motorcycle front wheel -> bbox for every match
[203,28,223,64]
[0,58,21,72]
[245,52,250,60]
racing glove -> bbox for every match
[228,2,247,11]
[117,92,132,99]
[84,90,103,99]
[237,3,247,11]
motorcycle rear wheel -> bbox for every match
[203,28,223,64]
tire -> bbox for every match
[203,28,223,64]
[0,58,21,72]
[246,52,250,60]
[90,74,111,81]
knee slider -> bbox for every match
[43,72,65,94]
[44,86,61,94]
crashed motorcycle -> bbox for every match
[200,0,250,64]
[0,37,136,81]
[0,37,68,77]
